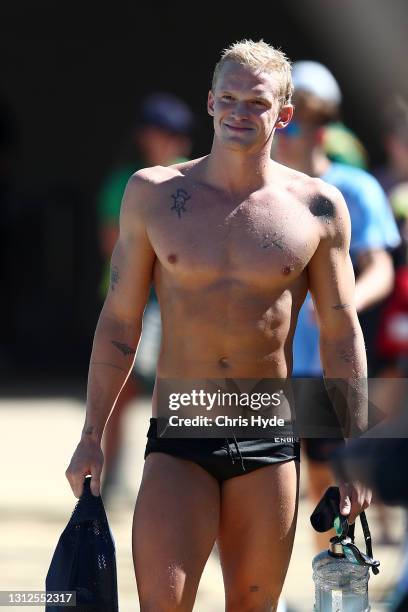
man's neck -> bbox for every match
[202,138,276,197]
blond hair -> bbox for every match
[212,39,293,107]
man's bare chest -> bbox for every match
[145,184,319,286]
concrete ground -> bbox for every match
[0,394,406,611]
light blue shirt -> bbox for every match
[292,163,401,376]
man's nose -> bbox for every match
[230,101,249,119]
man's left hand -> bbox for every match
[339,481,372,524]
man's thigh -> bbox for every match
[133,452,220,612]
[218,460,300,612]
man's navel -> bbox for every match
[167,254,178,264]
[218,356,230,369]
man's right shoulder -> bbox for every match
[120,165,183,223]
[120,166,178,213]
[129,164,182,188]
[126,166,175,195]
[127,157,206,190]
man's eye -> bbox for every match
[221,95,233,101]
[252,100,266,107]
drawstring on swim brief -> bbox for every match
[225,437,246,472]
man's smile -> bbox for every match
[224,123,254,132]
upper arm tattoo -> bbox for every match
[111,340,136,356]
[110,265,120,291]
[171,189,191,218]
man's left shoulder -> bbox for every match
[307,177,350,227]
[279,165,347,215]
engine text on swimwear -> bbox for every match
[168,389,282,411]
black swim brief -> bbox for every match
[144,418,300,483]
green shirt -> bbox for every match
[98,165,138,224]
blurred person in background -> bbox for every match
[374,98,408,381]
[375,96,408,195]
[98,93,194,500]
[373,183,408,428]
[376,183,408,374]
[368,105,408,518]
[322,121,369,170]
[274,60,400,550]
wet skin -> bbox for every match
[125,158,342,408]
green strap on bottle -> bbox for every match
[332,512,380,575]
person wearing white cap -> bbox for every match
[291,61,342,106]
[275,60,400,551]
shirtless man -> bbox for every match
[66,40,372,611]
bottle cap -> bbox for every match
[329,541,345,557]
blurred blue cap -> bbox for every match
[139,93,194,136]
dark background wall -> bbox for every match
[1,0,407,380]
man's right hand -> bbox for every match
[65,438,104,498]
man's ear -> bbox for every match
[207,90,215,117]
[275,104,294,129]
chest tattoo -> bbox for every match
[171,188,191,218]
[260,232,284,250]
